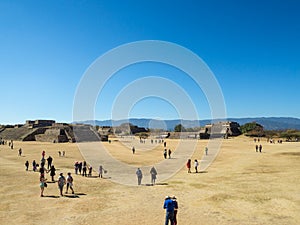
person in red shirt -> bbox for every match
[186,159,191,173]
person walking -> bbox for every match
[32,160,37,172]
[163,149,167,159]
[205,147,208,155]
[42,150,45,159]
[58,173,66,196]
[98,165,105,178]
[82,161,87,177]
[66,172,74,194]
[49,165,56,182]
[163,196,174,225]
[25,160,29,171]
[172,196,178,225]
[259,144,262,153]
[47,156,53,170]
[150,166,157,185]
[168,149,172,159]
[255,145,258,152]
[39,174,47,197]
[41,157,46,168]
[132,146,135,154]
[74,162,79,175]
[194,159,199,173]
[186,159,191,173]
[39,164,46,176]
[136,168,143,185]
[18,148,22,156]
[88,165,93,177]
[78,162,82,175]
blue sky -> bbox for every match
[0,0,299,124]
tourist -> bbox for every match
[163,196,174,225]
[150,166,157,185]
[32,160,37,172]
[82,161,87,177]
[58,151,61,157]
[164,149,167,159]
[259,144,262,153]
[25,160,29,171]
[58,173,66,196]
[172,196,178,225]
[47,156,53,170]
[98,165,105,178]
[18,148,22,156]
[136,168,143,185]
[88,165,93,177]
[186,159,191,173]
[205,147,208,155]
[49,165,56,182]
[62,151,65,157]
[255,145,258,152]
[40,174,47,197]
[132,146,135,154]
[168,149,172,159]
[74,162,79,174]
[39,164,46,176]
[194,159,199,173]
[42,150,45,159]
[41,157,46,168]
[164,141,167,147]
[65,172,74,194]
[78,161,82,175]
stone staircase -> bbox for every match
[72,125,101,142]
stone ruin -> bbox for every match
[199,121,241,139]
[0,120,109,143]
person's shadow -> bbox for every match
[43,193,86,198]
[42,195,60,198]
[144,183,168,186]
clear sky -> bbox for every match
[0,0,299,124]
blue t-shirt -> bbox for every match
[163,199,174,212]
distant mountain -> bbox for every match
[76,117,300,131]
[229,117,300,130]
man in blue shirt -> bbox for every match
[163,196,174,225]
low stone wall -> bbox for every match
[35,128,68,143]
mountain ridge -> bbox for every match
[76,117,300,131]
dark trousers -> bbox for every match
[173,210,177,225]
[165,211,174,225]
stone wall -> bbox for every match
[35,128,68,143]
[0,120,110,143]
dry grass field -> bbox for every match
[0,136,299,225]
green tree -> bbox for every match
[174,124,186,132]
[240,122,264,137]
[136,132,149,139]
[280,129,300,141]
